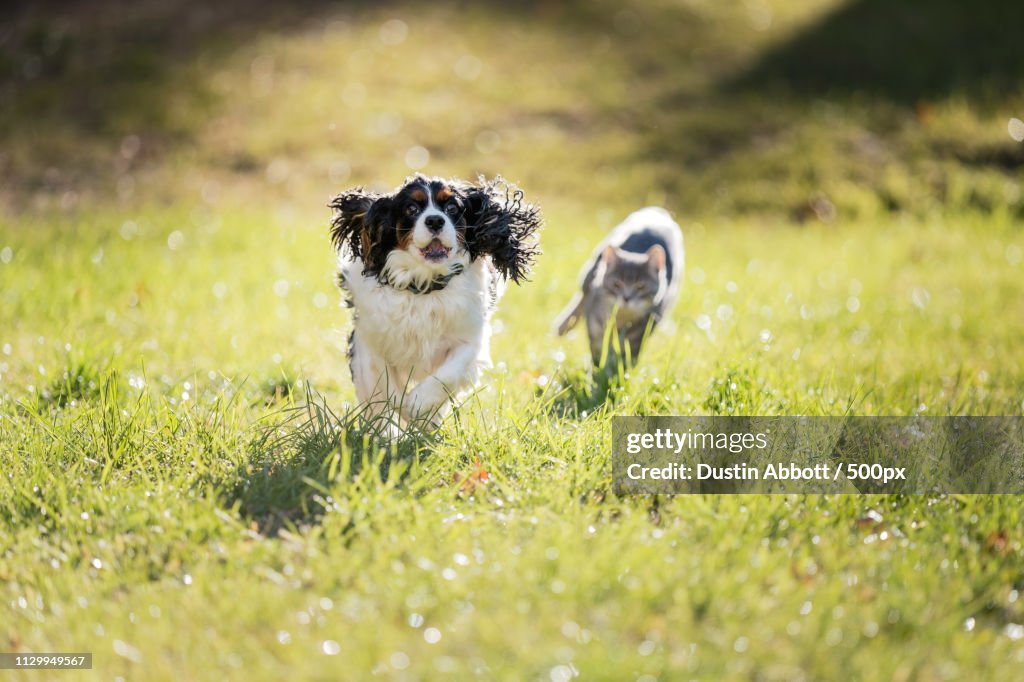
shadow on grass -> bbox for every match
[0,0,618,199]
[0,0,360,197]
[637,0,1024,216]
[728,0,1024,105]
[233,386,434,536]
[540,364,617,420]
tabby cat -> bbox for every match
[554,207,684,373]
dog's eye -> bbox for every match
[405,203,420,216]
[444,201,460,215]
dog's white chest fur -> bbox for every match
[344,259,493,381]
[340,256,500,429]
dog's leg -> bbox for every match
[402,339,484,428]
[350,331,401,432]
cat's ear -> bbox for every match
[646,244,666,272]
[602,245,619,266]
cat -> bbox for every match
[554,207,684,373]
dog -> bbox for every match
[329,174,541,432]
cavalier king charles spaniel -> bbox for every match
[329,174,542,433]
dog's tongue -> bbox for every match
[424,239,447,258]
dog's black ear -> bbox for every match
[461,177,543,284]
[329,188,374,255]
[360,196,396,278]
[328,189,395,279]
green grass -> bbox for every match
[2,0,1024,678]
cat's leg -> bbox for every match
[554,292,586,335]
[615,314,664,373]
[593,322,651,379]
[589,315,623,376]
[622,320,655,368]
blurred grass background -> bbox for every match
[4,0,1024,217]
[1,0,1024,679]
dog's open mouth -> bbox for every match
[420,239,451,262]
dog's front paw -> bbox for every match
[402,381,451,429]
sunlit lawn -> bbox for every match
[2,0,1024,678]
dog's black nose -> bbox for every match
[424,215,445,233]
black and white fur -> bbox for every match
[554,207,684,371]
[329,175,541,432]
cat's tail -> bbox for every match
[553,294,584,335]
